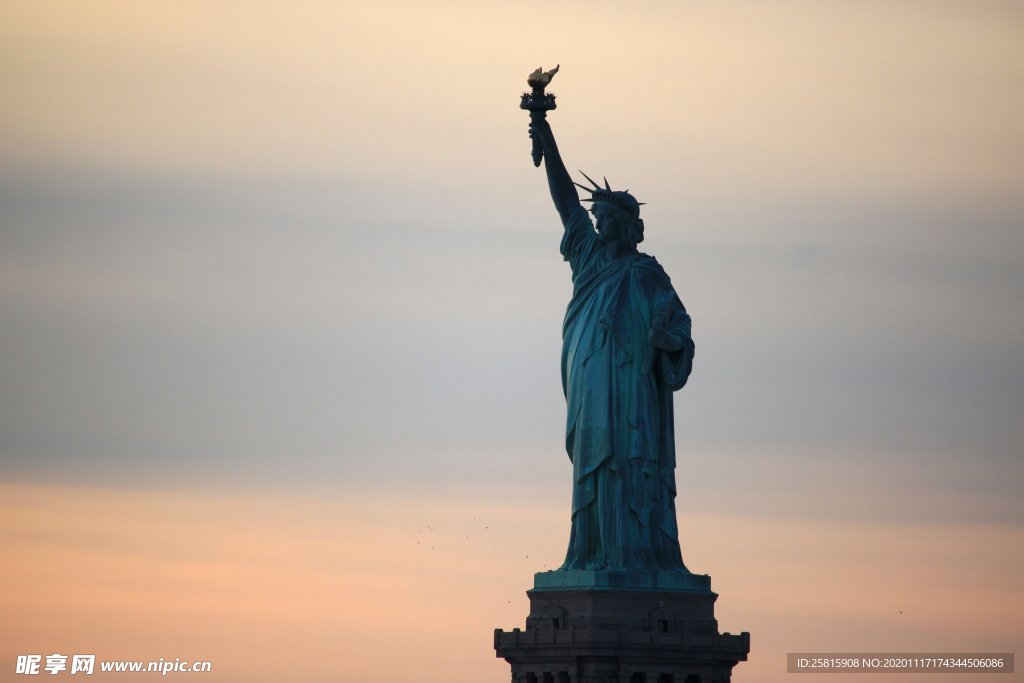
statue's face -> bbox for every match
[591,201,631,243]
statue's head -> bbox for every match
[575,172,645,245]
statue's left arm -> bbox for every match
[640,272,695,390]
[649,309,689,353]
[648,303,694,390]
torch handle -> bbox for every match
[530,110,546,167]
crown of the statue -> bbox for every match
[574,171,645,219]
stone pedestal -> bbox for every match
[495,573,749,683]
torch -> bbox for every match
[520,65,559,167]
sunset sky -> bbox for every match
[2,1,1022,681]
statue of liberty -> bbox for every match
[525,67,697,577]
[494,70,748,683]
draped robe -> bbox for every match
[558,206,695,571]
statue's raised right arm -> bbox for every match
[529,119,581,228]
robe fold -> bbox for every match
[558,205,695,571]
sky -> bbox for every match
[1,1,1022,681]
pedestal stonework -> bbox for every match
[494,573,749,683]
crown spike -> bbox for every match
[573,181,595,194]
[604,176,611,191]
[579,170,602,190]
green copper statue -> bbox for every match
[523,67,699,582]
